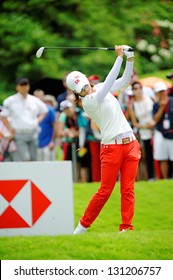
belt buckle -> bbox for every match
[122,137,130,144]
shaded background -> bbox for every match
[0,0,173,102]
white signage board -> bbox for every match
[0,161,74,236]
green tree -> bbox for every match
[0,0,173,98]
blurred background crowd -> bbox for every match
[0,1,173,182]
[0,69,173,182]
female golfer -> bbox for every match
[66,45,141,234]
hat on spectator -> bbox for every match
[126,88,134,96]
[88,74,100,85]
[44,94,58,109]
[153,82,167,93]
[60,100,73,111]
[113,91,118,98]
[66,71,90,94]
[166,70,173,79]
[16,77,30,85]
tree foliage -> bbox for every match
[0,0,173,94]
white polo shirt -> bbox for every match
[2,93,48,132]
[82,57,134,144]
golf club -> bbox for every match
[36,46,134,58]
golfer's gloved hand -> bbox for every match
[123,45,134,59]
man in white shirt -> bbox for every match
[67,45,141,234]
[1,78,48,161]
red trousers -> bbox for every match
[80,140,141,231]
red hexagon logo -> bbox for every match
[0,180,51,228]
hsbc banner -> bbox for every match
[0,161,74,236]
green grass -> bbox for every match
[0,180,173,260]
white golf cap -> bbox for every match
[66,71,90,94]
[60,100,73,111]
[153,82,167,93]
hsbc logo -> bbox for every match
[0,180,52,229]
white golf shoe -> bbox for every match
[119,229,126,233]
[73,222,87,235]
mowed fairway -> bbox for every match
[0,180,173,260]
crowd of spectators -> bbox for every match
[0,69,173,182]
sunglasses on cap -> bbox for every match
[74,84,88,94]
[80,84,89,93]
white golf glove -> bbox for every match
[123,45,134,59]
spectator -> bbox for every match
[153,82,173,179]
[76,98,91,182]
[1,78,47,161]
[0,107,17,161]
[76,98,90,156]
[58,100,79,157]
[33,90,57,161]
[128,81,155,181]
[57,72,74,113]
[58,100,79,181]
[166,69,173,97]
[118,70,155,115]
[131,70,155,100]
[56,73,75,159]
[44,94,58,110]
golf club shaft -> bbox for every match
[36,46,134,58]
[44,47,134,51]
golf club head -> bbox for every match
[36,47,45,58]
